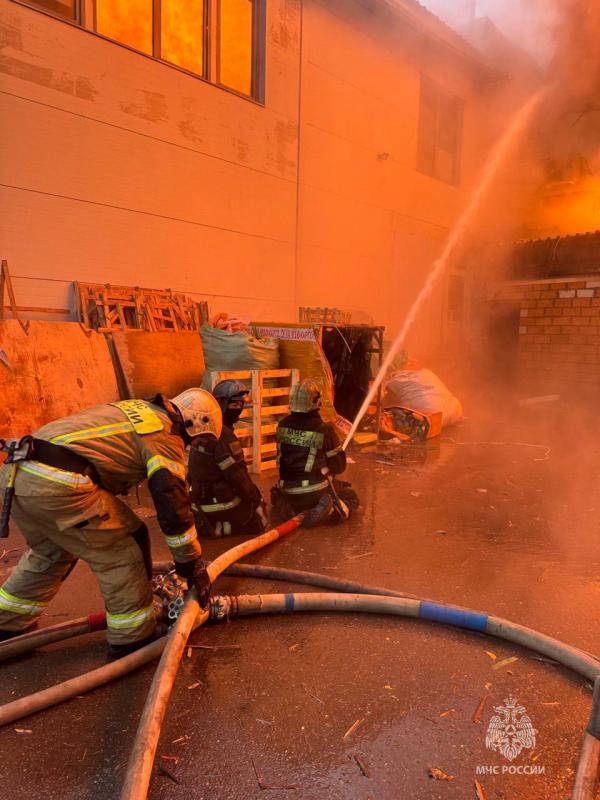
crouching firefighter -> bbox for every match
[0,389,221,658]
[188,380,268,537]
[271,379,360,527]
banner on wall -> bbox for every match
[253,325,317,342]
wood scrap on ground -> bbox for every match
[429,767,454,781]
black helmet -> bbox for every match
[212,380,250,413]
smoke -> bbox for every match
[421,0,558,64]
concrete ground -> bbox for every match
[0,396,599,800]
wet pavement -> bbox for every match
[1,395,599,799]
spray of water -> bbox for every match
[343,89,546,449]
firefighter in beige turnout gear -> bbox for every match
[0,389,221,657]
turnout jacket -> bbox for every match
[276,410,346,489]
[20,396,200,564]
[188,424,262,510]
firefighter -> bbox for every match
[271,379,360,527]
[0,389,221,658]
[188,380,268,537]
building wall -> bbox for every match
[296,0,495,358]
[0,0,301,321]
[495,278,600,394]
[0,0,498,363]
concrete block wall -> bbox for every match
[496,278,600,394]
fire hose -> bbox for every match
[0,548,599,798]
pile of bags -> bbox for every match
[383,362,463,428]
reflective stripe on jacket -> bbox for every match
[276,410,346,488]
[28,397,200,563]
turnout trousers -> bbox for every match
[0,464,155,645]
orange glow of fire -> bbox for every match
[161,0,204,76]
[530,177,600,236]
[96,0,153,55]
[219,0,253,96]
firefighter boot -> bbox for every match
[302,494,334,528]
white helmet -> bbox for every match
[171,388,222,439]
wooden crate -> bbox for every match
[75,282,209,332]
[209,368,299,473]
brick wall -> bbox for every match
[495,278,600,394]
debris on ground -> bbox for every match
[251,759,297,790]
[492,656,518,671]
[343,719,364,739]
[187,682,201,690]
[428,767,455,781]
[14,728,32,734]
[439,708,456,717]
[188,644,241,651]
[158,765,180,784]
[474,780,486,799]
[484,651,497,662]
[353,754,371,778]
[472,695,488,724]
[302,683,325,706]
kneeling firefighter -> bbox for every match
[271,379,360,527]
[0,389,221,657]
[188,380,268,537]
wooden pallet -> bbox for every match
[299,306,352,325]
[209,368,300,474]
[75,282,209,332]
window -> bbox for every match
[96,0,153,55]
[218,0,253,96]
[417,75,463,185]
[95,0,206,73]
[92,0,265,99]
[161,0,206,76]
[23,0,79,20]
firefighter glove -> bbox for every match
[175,559,212,609]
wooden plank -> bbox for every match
[260,442,277,453]
[260,459,277,472]
[260,369,294,379]
[110,331,206,399]
[210,370,252,382]
[0,262,6,321]
[261,386,292,398]
[261,404,289,416]
[0,320,120,437]
[260,423,278,435]
[251,369,262,474]
[17,306,71,315]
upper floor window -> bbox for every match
[20,0,265,101]
[23,0,79,20]
[417,75,463,185]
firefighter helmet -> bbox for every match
[289,379,322,413]
[171,388,222,439]
[212,379,249,413]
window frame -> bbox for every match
[216,0,266,102]
[416,73,464,187]
[8,0,265,104]
[92,0,210,80]
[16,0,84,24]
